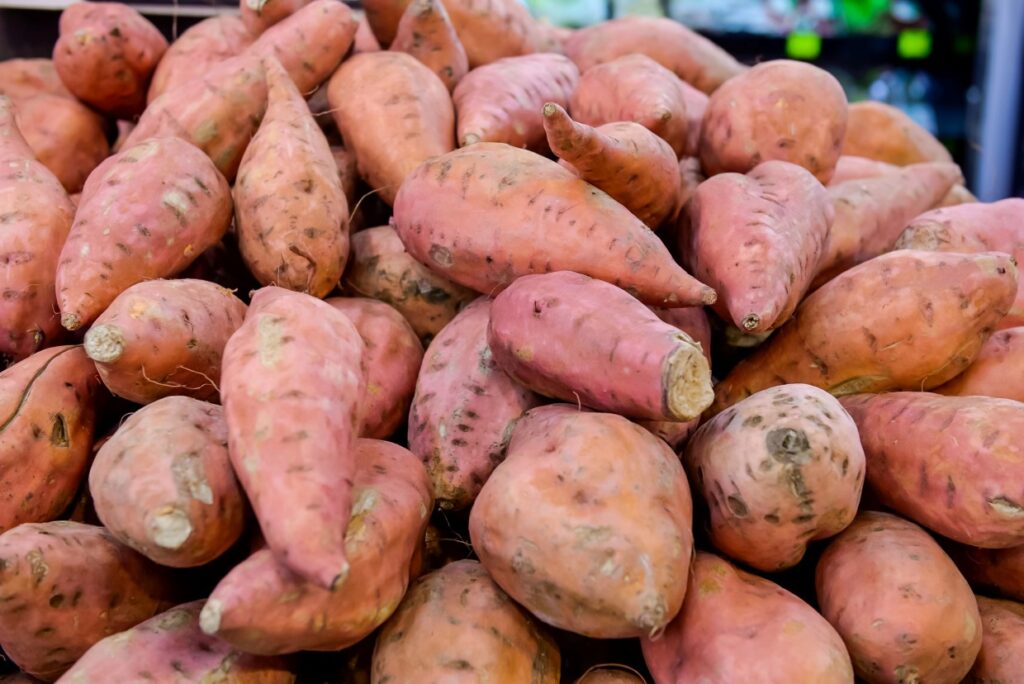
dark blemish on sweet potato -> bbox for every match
[726,495,748,517]
[742,415,763,427]
[763,513,780,524]
[767,428,810,464]
[49,413,69,448]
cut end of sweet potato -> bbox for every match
[741,314,760,331]
[461,132,481,147]
[147,507,193,549]
[61,312,81,332]
[199,598,222,635]
[542,102,559,118]
[665,336,714,421]
[83,323,126,364]
[700,286,717,306]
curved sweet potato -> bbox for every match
[147,16,254,102]
[950,543,1024,602]
[842,101,953,166]
[0,58,70,99]
[935,327,1024,401]
[831,155,973,210]
[968,596,1024,683]
[575,666,644,684]
[241,0,310,35]
[390,0,467,92]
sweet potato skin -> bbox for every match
[0,58,69,99]
[816,511,982,684]
[469,405,694,638]
[950,544,1024,603]
[147,15,254,102]
[390,0,468,92]
[575,667,644,683]
[935,327,1024,401]
[241,0,310,35]
[968,596,1024,683]
[842,101,953,166]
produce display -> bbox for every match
[0,2,1022,682]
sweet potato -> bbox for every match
[570,54,691,158]
[326,297,423,438]
[543,103,680,228]
[330,144,359,208]
[393,143,716,306]
[0,58,69,99]
[390,0,468,92]
[644,552,854,683]
[408,297,540,510]
[831,155,973,208]
[147,16,254,102]
[675,157,704,214]
[966,596,1024,683]
[816,511,982,684]
[682,161,833,332]
[935,327,1024,401]
[489,272,713,421]
[327,52,453,205]
[950,543,1024,602]
[575,666,644,683]
[939,183,978,207]
[563,16,744,94]
[679,80,707,158]
[53,3,167,117]
[235,57,348,297]
[0,346,99,533]
[453,54,578,150]
[710,250,1018,414]
[371,559,560,682]
[354,13,382,53]
[241,0,310,35]
[469,405,694,638]
[221,286,365,589]
[200,439,431,654]
[842,101,953,166]
[56,138,232,332]
[0,522,175,681]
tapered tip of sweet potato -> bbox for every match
[655,108,673,123]
[542,102,560,118]
[148,507,193,549]
[461,132,481,147]
[61,312,82,331]
[199,598,222,635]
[83,324,126,363]
[700,286,717,306]
[741,313,760,331]
[665,335,714,421]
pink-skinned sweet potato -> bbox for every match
[0,58,70,99]
[56,137,232,332]
[53,3,167,117]
[575,666,644,684]
[235,57,348,297]
[200,439,431,654]
[710,250,1018,414]
[83,279,246,404]
[840,392,1024,548]
[326,297,423,439]
[408,297,540,510]
[370,559,560,682]
[241,0,311,35]
[644,552,854,683]
[469,405,694,638]
[354,13,382,53]
[950,543,1024,602]
[0,346,99,534]
[935,327,1024,401]
[967,596,1024,682]
[682,161,833,332]
[330,144,359,208]
[679,80,707,158]
[831,155,974,208]
[675,157,704,213]
[843,100,953,166]
[393,143,716,307]
[489,272,713,421]
[0,522,176,681]
[60,600,295,683]
[543,102,680,228]
[327,51,453,205]
[221,286,365,589]
[453,54,578,150]
[816,511,982,684]
[390,0,468,92]
[147,15,254,102]
[939,183,978,207]
[701,60,848,183]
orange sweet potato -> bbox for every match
[816,511,982,684]
[393,143,716,307]
[842,100,953,166]
[390,0,468,92]
[575,666,644,683]
[241,0,311,35]
[935,327,1024,401]
[147,15,254,103]
[950,543,1024,602]
[968,596,1024,683]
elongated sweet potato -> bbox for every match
[0,58,69,99]
[711,250,1018,414]
[843,101,953,166]
[644,552,854,683]
[453,54,578,150]
[393,144,716,306]
[675,157,704,213]
[371,559,560,681]
[330,144,359,208]
[935,327,1024,401]
[354,14,382,53]
[0,522,176,681]
[241,0,310,35]
[148,16,254,102]
[950,543,1024,602]
[831,155,973,208]
[200,439,431,654]
[683,161,833,332]
[470,405,694,638]
[221,286,365,589]
[543,103,680,228]
[390,0,467,92]
[0,346,99,534]
[575,666,644,684]
[967,596,1024,682]
[679,80,707,158]
[408,297,540,510]
[816,511,982,684]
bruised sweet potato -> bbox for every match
[644,552,854,683]
[393,143,716,307]
[965,596,1024,683]
[469,405,694,638]
[935,327,1024,401]
[950,543,1024,602]
[200,439,431,654]
[816,511,982,684]
[842,101,953,166]
[390,0,467,92]
[221,286,365,589]
[710,250,1018,414]
[408,297,540,510]
[147,15,254,102]
[241,0,310,35]
[575,666,644,684]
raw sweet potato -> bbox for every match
[831,155,973,208]
[200,439,431,654]
[393,144,716,307]
[679,80,707,158]
[327,51,454,205]
[371,559,560,682]
[675,157,704,214]
[935,327,1024,401]
[469,405,694,638]
[939,183,978,207]
[575,666,644,684]
[326,297,423,438]
[950,543,1024,602]
[0,58,69,99]
[220,286,365,589]
[563,16,744,94]
[0,522,176,681]
[543,103,680,228]
[842,101,953,166]
[354,14,382,53]
[83,279,246,404]
[56,137,232,332]
[816,511,982,684]
[147,16,254,102]
[489,272,713,421]
[235,57,348,297]
[0,346,99,533]
[241,0,310,35]
[453,54,578,150]
[700,60,847,183]
[330,144,359,208]
[967,596,1024,683]
[53,3,167,117]
[682,161,833,332]
[644,552,854,683]
[390,0,468,92]
[840,392,1024,548]
[710,250,1018,414]
[408,297,540,510]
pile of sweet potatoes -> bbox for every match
[0,2,1022,681]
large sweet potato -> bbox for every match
[935,327,1024,401]
[147,15,254,102]
[842,101,953,166]
[390,0,467,92]
[241,0,311,35]
[950,543,1024,602]
[0,58,69,99]
[968,596,1024,683]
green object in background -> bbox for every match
[786,31,822,60]
[898,28,932,59]
[838,0,890,31]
